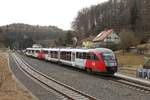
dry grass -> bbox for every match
[137,43,150,48]
[115,52,145,68]
[0,52,36,100]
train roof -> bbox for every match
[60,48,90,52]
[43,48,59,51]
[94,48,113,53]
[26,47,113,53]
[26,48,42,50]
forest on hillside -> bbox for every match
[0,23,65,49]
[72,0,150,42]
[0,0,150,50]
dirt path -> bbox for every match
[0,52,37,100]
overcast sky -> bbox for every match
[0,0,108,30]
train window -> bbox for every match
[77,52,79,58]
[54,51,58,58]
[76,52,79,58]
[72,52,75,61]
[76,52,89,59]
[60,52,62,59]
[44,50,48,54]
[101,53,115,62]
[64,52,66,59]
[78,53,81,59]
[94,54,98,60]
[64,52,66,60]
[81,53,84,59]
[78,52,84,59]
[66,52,68,60]
[66,52,68,59]
[86,53,91,59]
[91,53,98,60]
[83,53,86,59]
[51,51,56,58]
[60,52,63,59]
[50,51,52,57]
[60,51,71,61]
[51,51,54,58]
[76,52,81,58]
[66,52,71,61]
[64,52,67,60]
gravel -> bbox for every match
[9,54,62,100]
[20,54,150,100]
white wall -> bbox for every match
[104,32,120,44]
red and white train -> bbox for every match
[25,47,118,74]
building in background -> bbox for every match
[32,44,42,48]
[93,29,121,45]
[81,29,121,48]
[82,36,95,48]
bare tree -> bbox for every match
[71,0,150,42]
[120,30,139,54]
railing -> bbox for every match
[137,68,150,79]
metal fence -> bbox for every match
[137,68,150,79]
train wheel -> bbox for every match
[86,68,93,74]
[57,61,62,65]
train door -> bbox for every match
[71,52,75,66]
[86,52,97,70]
[75,52,85,69]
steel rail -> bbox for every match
[112,75,150,94]
[12,53,97,100]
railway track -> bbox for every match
[113,79,150,94]
[11,52,150,100]
[113,74,150,94]
[11,53,97,100]
[90,73,150,94]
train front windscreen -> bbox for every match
[101,52,117,68]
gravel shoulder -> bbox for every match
[20,54,150,100]
[0,52,35,100]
